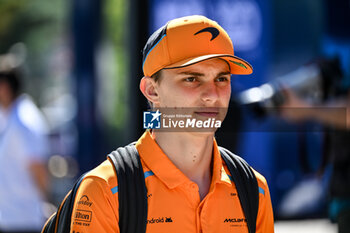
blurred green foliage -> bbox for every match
[0,0,129,142]
[0,0,68,101]
[0,0,67,53]
[103,0,128,134]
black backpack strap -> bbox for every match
[219,147,259,233]
[107,143,148,233]
[42,173,87,233]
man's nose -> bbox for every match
[201,82,219,103]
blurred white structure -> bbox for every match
[275,219,337,233]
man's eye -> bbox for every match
[184,77,196,82]
[216,76,229,82]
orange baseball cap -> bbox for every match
[142,15,253,77]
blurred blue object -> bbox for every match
[278,172,330,218]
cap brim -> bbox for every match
[164,54,253,75]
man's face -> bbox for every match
[153,58,231,121]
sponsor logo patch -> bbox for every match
[147,217,173,224]
[77,195,93,207]
[75,209,92,222]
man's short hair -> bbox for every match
[147,70,163,108]
[152,70,162,83]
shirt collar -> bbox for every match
[136,131,189,189]
[136,131,231,189]
[211,139,232,187]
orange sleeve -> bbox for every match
[70,175,120,233]
[255,172,275,233]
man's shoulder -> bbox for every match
[80,143,151,190]
[82,159,118,189]
[251,168,269,191]
[218,146,269,190]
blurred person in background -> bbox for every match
[0,67,50,233]
[279,86,350,233]
[273,1,350,232]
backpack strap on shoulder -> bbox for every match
[107,143,148,233]
[219,147,259,233]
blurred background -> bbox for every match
[1,0,349,232]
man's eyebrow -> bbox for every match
[217,71,231,77]
[177,71,231,77]
[177,71,205,76]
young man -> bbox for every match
[69,15,274,233]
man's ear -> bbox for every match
[140,76,159,104]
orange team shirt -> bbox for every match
[70,131,274,233]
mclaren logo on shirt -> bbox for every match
[224,218,247,223]
[147,217,173,224]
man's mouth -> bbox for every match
[194,108,220,117]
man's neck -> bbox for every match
[152,131,214,200]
